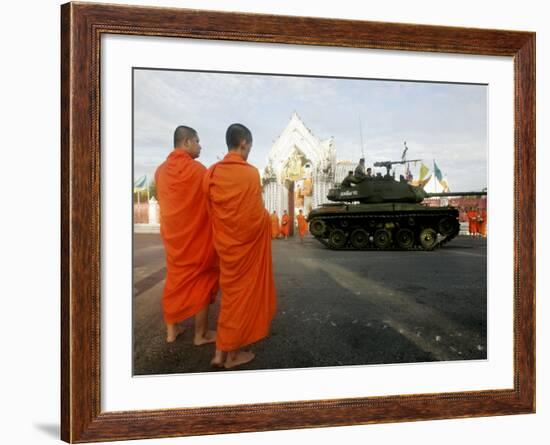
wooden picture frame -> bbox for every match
[61,2,535,442]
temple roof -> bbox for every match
[266,112,335,176]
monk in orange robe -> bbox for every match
[467,208,479,237]
[204,123,277,369]
[296,209,308,243]
[280,210,290,239]
[270,211,280,239]
[155,126,219,344]
[478,209,487,237]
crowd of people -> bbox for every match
[154,123,277,369]
[270,209,308,242]
[465,208,487,237]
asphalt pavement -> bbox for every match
[133,232,487,375]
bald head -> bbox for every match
[226,123,252,149]
[173,125,201,159]
[226,123,253,160]
[174,126,197,148]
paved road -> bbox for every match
[133,233,487,375]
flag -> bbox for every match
[419,163,429,181]
[433,161,443,182]
[134,175,148,192]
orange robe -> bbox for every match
[467,210,479,235]
[155,150,219,324]
[280,214,290,237]
[478,210,487,237]
[203,152,277,352]
[270,213,280,239]
[297,214,307,237]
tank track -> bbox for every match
[309,209,460,251]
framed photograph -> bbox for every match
[61,2,535,442]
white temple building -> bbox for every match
[261,112,356,222]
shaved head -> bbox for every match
[174,125,197,148]
[226,123,252,150]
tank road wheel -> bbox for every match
[350,229,369,249]
[329,229,348,249]
[309,219,326,237]
[373,229,392,249]
[396,228,415,249]
[438,216,459,236]
[419,228,438,250]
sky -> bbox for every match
[134,68,487,191]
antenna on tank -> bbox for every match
[359,116,365,158]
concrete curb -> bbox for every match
[134,224,160,234]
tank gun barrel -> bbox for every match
[426,191,487,198]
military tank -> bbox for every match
[308,160,487,251]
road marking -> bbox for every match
[133,267,166,297]
[297,257,482,361]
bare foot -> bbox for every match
[166,324,185,343]
[194,330,216,346]
[224,350,255,369]
[210,350,226,368]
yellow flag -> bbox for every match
[419,163,429,181]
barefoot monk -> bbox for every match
[155,126,219,345]
[204,123,277,369]
[270,211,280,239]
[296,209,307,243]
[280,210,290,239]
[467,208,479,237]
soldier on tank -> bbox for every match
[354,158,367,180]
[341,170,359,187]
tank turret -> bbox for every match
[308,159,486,251]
